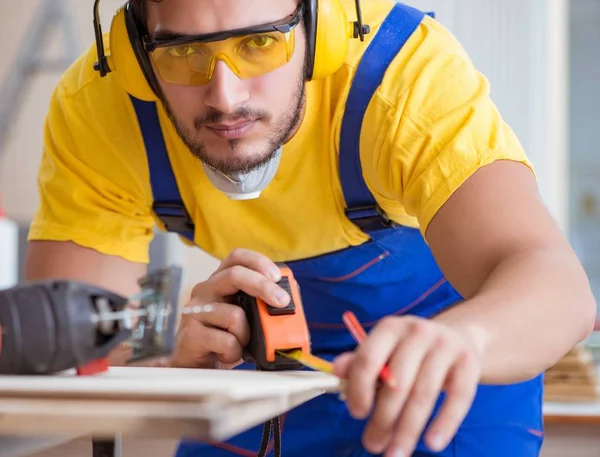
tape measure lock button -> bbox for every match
[267,276,296,316]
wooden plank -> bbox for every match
[544,415,600,425]
[543,383,599,402]
[0,389,325,441]
[0,367,343,443]
[543,399,600,425]
[0,367,342,402]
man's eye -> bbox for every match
[167,46,195,57]
[247,35,275,49]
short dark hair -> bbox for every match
[132,0,305,28]
[130,0,162,24]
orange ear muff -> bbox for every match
[106,5,159,101]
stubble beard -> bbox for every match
[162,74,306,176]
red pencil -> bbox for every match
[342,311,398,389]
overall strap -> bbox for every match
[339,3,427,234]
[129,95,196,243]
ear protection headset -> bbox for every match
[92,0,370,102]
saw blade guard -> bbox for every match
[125,266,183,363]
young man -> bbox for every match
[25,0,596,456]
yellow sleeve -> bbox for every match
[28,80,156,263]
[361,17,535,234]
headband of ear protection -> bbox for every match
[92,0,370,101]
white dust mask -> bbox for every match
[202,147,282,200]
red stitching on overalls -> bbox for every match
[199,414,287,456]
[390,277,447,317]
[307,278,448,329]
[316,251,390,282]
[527,428,544,438]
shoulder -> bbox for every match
[339,1,466,73]
[333,2,533,232]
[333,0,485,158]
[46,38,151,189]
[339,1,478,119]
[31,39,156,263]
[53,36,139,132]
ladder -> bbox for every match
[0,0,79,158]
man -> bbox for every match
[25,0,596,456]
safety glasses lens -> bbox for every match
[150,30,295,85]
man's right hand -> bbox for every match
[169,249,291,369]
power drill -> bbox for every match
[0,266,183,375]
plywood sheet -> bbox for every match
[0,366,342,402]
[0,389,325,441]
[0,367,343,443]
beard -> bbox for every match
[162,74,306,176]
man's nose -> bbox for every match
[203,60,250,114]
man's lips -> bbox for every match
[205,120,256,139]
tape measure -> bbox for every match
[234,264,312,371]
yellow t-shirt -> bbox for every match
[28,0,533,264]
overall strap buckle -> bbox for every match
[129,94,196,244]
[152,201,195,233]
[338,3,426,235]
[345,205,397,232]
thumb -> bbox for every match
[216,358,245,369]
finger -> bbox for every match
[184,301,250,347]
[344,317,408,419]
[361,327,433,454]
[173,321,244,367]
[332,352,354,379]
[170,320,215,368]
[208,265,290,308]
[204,325,245,365]
[213,248,281,281]
[387,338,458,457]
[424,349,479,452]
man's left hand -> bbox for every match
[332,316,485,457]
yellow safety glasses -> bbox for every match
[142,4,303,86]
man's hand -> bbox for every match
[169,249,291,369]
[333,315,485,457]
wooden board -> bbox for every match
[543,399,600,425]
[0,367,343,442]
[543,344,599,402]
[0,366,342,401]
[544,384,599,402]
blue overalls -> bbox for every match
[129,4,545,456]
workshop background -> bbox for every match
[0,0,598,456]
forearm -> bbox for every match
[25,240,148,366]
[433,245,597,385]
[25,240,146,296]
